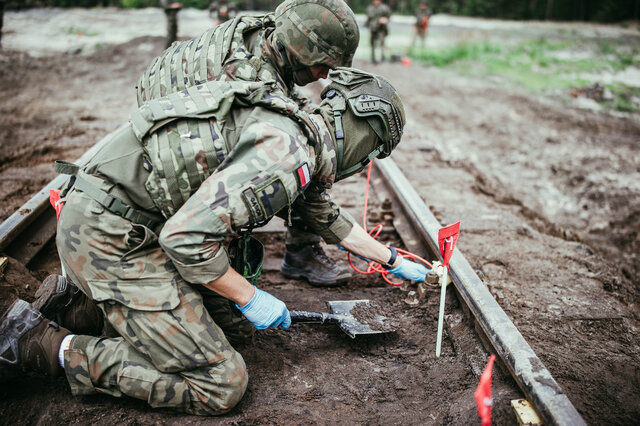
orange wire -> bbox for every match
[345,161,432,286]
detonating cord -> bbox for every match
[343,161,432,286]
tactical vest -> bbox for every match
[136,15,276,105]
[130,80,321,219]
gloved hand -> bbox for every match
[236,288,291,330]
[388,258,430,282]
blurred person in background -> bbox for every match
[411,1,432,50]
[159,0,181,47]
[365,0,391,64]
[209,0,238,25]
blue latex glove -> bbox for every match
[236,288,291,330]
[388,258,430,282]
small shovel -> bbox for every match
[290,299,393,338]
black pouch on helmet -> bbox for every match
[228,233,264,286]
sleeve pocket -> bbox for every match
[242,177,290,227]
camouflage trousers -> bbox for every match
[56,187,249,416]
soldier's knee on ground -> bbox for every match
[195,351,248,415]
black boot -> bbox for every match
[280,243,351,287]
[0,300,70,378]
[33,275,104,336]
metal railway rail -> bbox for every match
[0,131,585,425]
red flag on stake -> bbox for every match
[49,189,63,221]
[475,354,496,426]
[438,221,460,267]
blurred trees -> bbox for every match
[4,0,639,22]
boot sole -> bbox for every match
[0,300,43,365]
[280,264,350,287]
[32,275,63,313]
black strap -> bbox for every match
[383,246,398,270]
[54,161,161,229]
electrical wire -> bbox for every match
[344,161,432,286]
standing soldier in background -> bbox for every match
[411,1,432,50]
[209,0,238,25]
[159,0,182,48]
[365,0,391,64]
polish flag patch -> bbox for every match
[295,163,311,190]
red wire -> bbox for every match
[345,161,432,286]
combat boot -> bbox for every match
[33,274,104,336]
[280,243,352,287]
[0,299,70,377]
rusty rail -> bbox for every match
[0,125,586,425]
[373,157,586,426]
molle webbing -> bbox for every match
[131,79,320,218]
[130,80,320,144]
[130,80,268,141]
[136,16,274,105]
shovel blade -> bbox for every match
[327,300,392,338]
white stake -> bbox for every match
[435,265,448,357]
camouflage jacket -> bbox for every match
[88,81,353,285]
[365,3,391,33]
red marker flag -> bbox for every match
[49,189,63,221]
[475,354,496,426]
[438,221,460,267]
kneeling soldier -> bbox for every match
[0,69,428,415]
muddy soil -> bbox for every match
[1,8,639,426]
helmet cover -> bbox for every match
[320,68,405,180]
[274,0,360,69]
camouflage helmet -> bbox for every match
[274,0,360,69]
[320,68,405,181]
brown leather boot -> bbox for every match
[280,243,352,287]
[33,275,104,336]
[0,300,70,377]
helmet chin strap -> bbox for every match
[326,90,386,180]
[276,41,295,91]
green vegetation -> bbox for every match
[408,37,640,112]
[65,26,99,36]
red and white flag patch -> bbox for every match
[295,163,311,190]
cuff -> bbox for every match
[319,209,356,244]
[170,247,231,285]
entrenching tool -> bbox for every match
[290,300,393,338]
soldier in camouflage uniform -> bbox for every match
[137,0,361,288]
[0,69,430,415]
[365,0,391,64]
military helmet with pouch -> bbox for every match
[319,68,405,181]
[274,0,360,72]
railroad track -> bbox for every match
[0,129,586,425]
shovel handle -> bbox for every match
[290,310,340,324]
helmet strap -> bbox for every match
[337,145,385,180]
[333,109,345,179]
[276,41,295,91]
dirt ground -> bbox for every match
[0,8,639,426]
